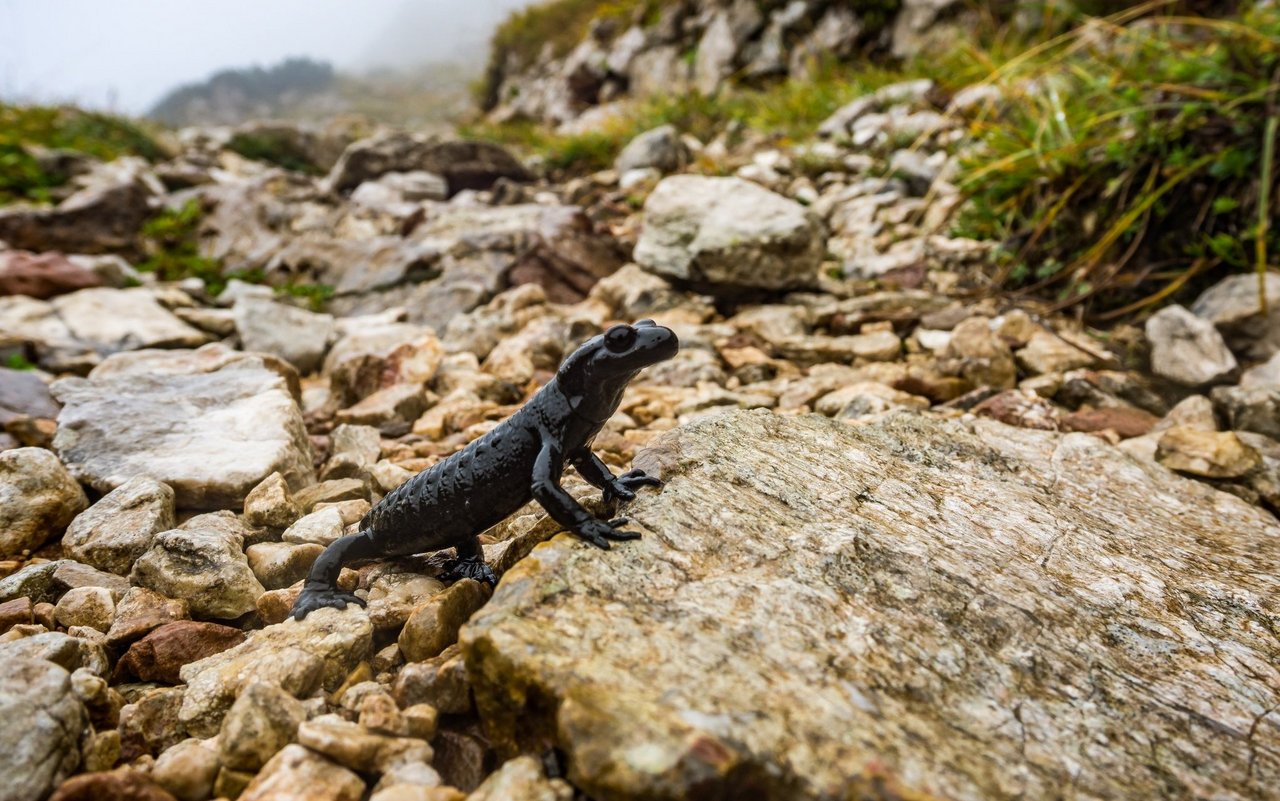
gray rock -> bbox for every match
[1145,304,1238,386]
[0,658,87,801]
[0,164,157,254]
[0,295,99,373]
[51,288,211,354]
[1211,384,1280,439]
[0,366,59,420]
[463,410,1280,801]
[53,345,314,510]
[1190,271,1280,361]
[635,176,825,291]
[0,631,109,676]
[328,133,530,197]
[892,0,963,58]
[0,447,88,557]
[1242,351,1280,387]
[130,513,266,620]
[615,125,690,174]
[0,561,65,605]
[234,296,336,375]
[62,477,175,575]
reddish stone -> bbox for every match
[973,390,1062,431]
[1062,406,1159,439]
[0,596,33,633]
[0,250,103,300]
[114,621,246,683]
[49,769,177,801]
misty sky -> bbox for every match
[0,0,530,114]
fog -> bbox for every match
[0,0,531,114]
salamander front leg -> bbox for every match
[440,535,497,586]
[538,441,641,549]
[291,531,374,621]
[569,449,662,505]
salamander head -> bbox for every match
[556,319,679,419]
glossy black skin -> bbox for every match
[291,319,680,620]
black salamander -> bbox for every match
[290,319,679,620]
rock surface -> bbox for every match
[0,446,89,556]
[1145,304,1238,386]
[53,345,314,509]
[130,514,266,620]
[634,176,825,291]
[463,410,1280,801]
[62,477,175,574]
[1,657,87,801]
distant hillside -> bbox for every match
[149,57,337,127]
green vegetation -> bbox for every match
[949,1,1280,318]
[276,281,336,312]
[226,129,322,175]
[4,353,37,371]
[0,104,165,205]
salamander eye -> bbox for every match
[604,324,636,352]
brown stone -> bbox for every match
[0,250,104,300]
[973,389,1061,431]
[115,621,247,683]
[105,588,189,648]
[118,687,187,760]
[256,585,304,625]
[432,728,494,793]
[0,595,33,633]
[1061,406,1158,439]
[393,644,472,715]
[398,579,489,662]
[48,768,177,801]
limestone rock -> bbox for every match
[1156,426,1262,479]
[244,472,302,530]
[463,410,1280,801]
[130,514,264,620]
[219,681,306,772]
[1145,304,1237,386]
[179,607,372,738]
[282,506,347,546]
[1211,384,1280,440]
[234,297,335,375]
[0,365,59,422]
[0,446,88,557]
[152,739,221,801]
[941,317,1017,389]
[118,687,187,760]
[296,715,433,773]
[1190,271,1280,360]
[614,125,690,174]
[63,477,175,575]
[246,541,324,590]
[116,621,247,684]
[398,579,490,663]
[0,166,156,254]
[1014,330,1097,375]
[0,657,87,801]
[325,323,444,407]
[634,176,825,291]
[53,346,314,510]
[394,645,472,715]
[51,288,210,355]
[239,744,365,801]
[0,631,109,676]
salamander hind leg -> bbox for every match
[439,535,497,586]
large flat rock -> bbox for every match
[53,345,314,510]
[462,410,1280,801]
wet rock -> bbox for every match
[1190,271,1280,361]
[130,514,265,620]
[1210,384,1280,440]
[0,657,86,801]
[239,744,365,801]
[54,346,314,510]
[635,176,825,291]
[0,446,88,557]
[463,410,1280,801]
[54,586,115,632]
[1156,427,1262,479]
[105,587,189,647]
[1145,304,1237,386]
[47,768,177,801]
[466,756,570,801]
[152,739,221,801]
[614,125,690,174]
[0,250,103,299]
[219,681,306,772]
[234,297,335,375]
[398,579,489,662]
[179,607,372,738]
[116,621,248,684]
[63,477,175,575]
[246,541,324,590]
[244,472,302,530]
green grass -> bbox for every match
[0,104,166,205]
[946,0,1280,318]
[226,130,323,175]
[4,353,37,371]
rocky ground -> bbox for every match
[1,67,1279,801]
